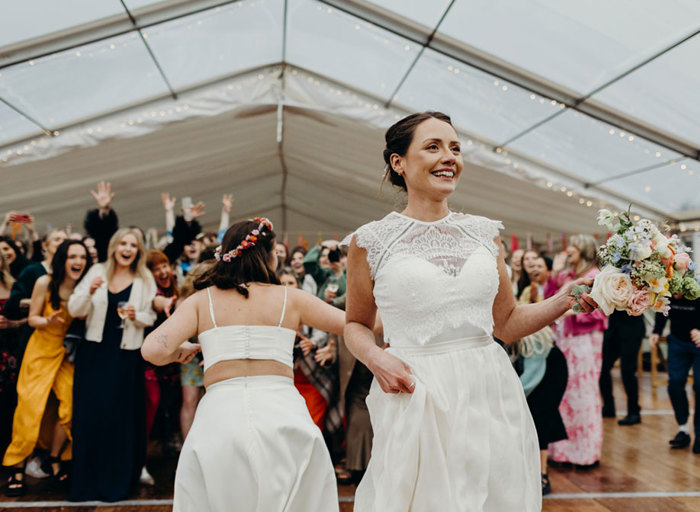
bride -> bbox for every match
[342,112,597,511]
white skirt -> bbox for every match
[174,375,338,512]
[355,337,541,512]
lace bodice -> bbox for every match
[342,211,504,346]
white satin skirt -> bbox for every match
[173,375,338,512]
[355,337,541,512]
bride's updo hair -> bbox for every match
[382,111,454,191]
[194,219,280,297]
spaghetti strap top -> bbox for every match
[199,286,295,371]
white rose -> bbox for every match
[629,242,652,260]
[656,240,672,258]
[652,231,667,244]
[589,266,635,315]
[597,209,615,230]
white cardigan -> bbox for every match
[68,263,157,350]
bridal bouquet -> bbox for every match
[572,208,700,316]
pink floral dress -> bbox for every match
[546,268,608,465]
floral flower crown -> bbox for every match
[215,217,273,263]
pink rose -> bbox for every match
[626,289,652,316]
[674,252,690,274]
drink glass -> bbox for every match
[116,301,129,329]
[326,283,339,294]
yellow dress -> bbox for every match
[3,294,74,466]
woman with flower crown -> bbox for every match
[142,218,346,512]
[342,112,598,511]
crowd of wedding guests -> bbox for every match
[0,182,697,500]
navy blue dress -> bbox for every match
[70,284,146,502]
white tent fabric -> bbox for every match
[1,0,699,241]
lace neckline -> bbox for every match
[390,210,453,225]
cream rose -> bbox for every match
[626,289,652,316]
[589,266,635,315]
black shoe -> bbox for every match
[42,455,70,490]
[693,437,700,454]
[5,471,25,497]
[618,414,641,426]
[573,461,600,470]
[601,405,616,418]
[669,431,691,449]
[547,459,573,469]
[541,473,551,495]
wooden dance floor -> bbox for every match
[1,369,698,511]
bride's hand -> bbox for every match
[367,348,415,394]
[560,277,598,313]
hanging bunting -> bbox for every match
[510,234,519,252]
[546,233,552,253]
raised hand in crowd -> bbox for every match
[90,181,114,217]
[187,201,206,222]
[162,193,176,240]
[89,276,104,295]
[552,251,568,276]
[161,192,176,213]
[298,335,315,356]
[23,214,39,242]
[314,338,335,366]
[85,181,119,262]
[153,295,177,318]
[218,194,234,240]
[221,194,234,214]
[323,286,337,304]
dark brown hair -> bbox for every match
[382,111,454,191]
[194,220,280,297]
[49,240,91,310]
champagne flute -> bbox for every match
[116,301,129,329]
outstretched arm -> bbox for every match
[492,238,596,343]
[218,194,233,242]
[161,193,176,242]
[142,294,201,366]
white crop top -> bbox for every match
[198,286,295,371]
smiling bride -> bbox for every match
[342,112,599,512]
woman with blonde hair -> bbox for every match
[68,228,157,502]
[545,234,608,468]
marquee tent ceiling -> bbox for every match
[1,0,699,240]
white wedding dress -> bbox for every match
[343,211,541,512]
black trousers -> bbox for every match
[599,312,645,415]
[667,334,700,434]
